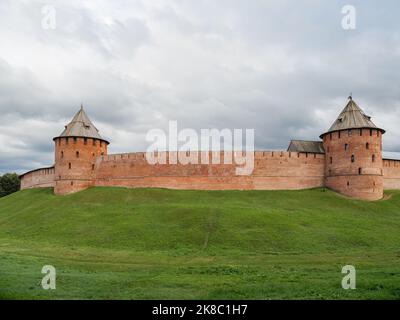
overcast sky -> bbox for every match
[1,0,400,174]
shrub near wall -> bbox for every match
[0,173,20,197]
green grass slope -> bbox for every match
[1,187,400,299]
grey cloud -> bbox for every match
[0,0,400,174]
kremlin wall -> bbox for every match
[19,98,400,201]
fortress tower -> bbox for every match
[53,106,109,195]
[320,97,385,200]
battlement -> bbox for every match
[19,166,55,189]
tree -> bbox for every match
[0,173,21,197]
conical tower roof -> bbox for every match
[320,98,385,138]
[53,105,109,143]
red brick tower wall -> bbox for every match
[322,128,383,200]
[54,137,108,195]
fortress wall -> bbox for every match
[383,159,400,189]
[94,151,325,190]
[20,167,55,190]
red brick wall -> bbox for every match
[20,167,55,190]
[383,159,400,189]
[322,128,383,200]
[94,151,325,190]
[54,137,108,195]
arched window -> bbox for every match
[351,155,355,163]
[372,154,375,163]
[76,151,79,158]
[366,143,369,150]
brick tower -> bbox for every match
[320,97,385,200]
[53,106,109,195]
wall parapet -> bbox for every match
[20,166,55,190]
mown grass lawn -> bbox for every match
[0,187,400,299]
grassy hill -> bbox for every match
[1,187,400,299]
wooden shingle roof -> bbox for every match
[53,106,109,143]
[287,140,325,154]
[320,98,385,138]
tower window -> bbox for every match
[366,143,369,150]
[359,167,362,175]
[69,163,72,169]
[348,129,352,136]
[372,154,375,163]
[61,151,64,158]
[92,164,95,170]
[345,143,349,151]
[359,129,362,136]
[84,138,87,145]
[351,155,355,163]
[338,131,341,139]
[330,157,333,164]
[76,151,79,158]
[347,181,350,187]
